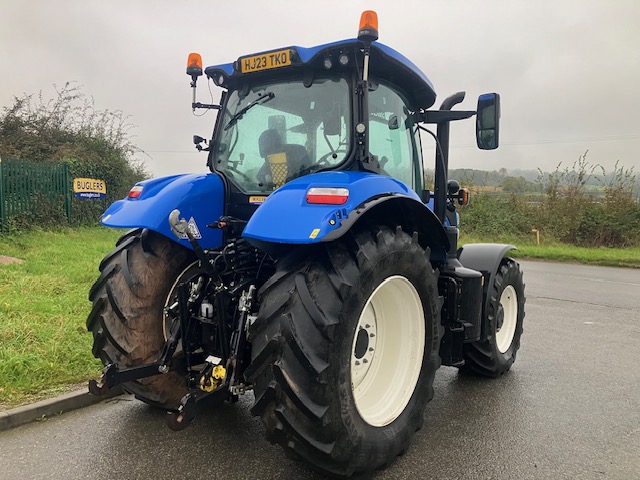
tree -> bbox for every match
[500,175,537,194]
[0,83,149,229]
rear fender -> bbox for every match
[101,173,225,250]
[242,171,449,261]
[325,195,449,263]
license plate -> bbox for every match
[239,49,292,73]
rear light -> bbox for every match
[306,187,349,205]
[128,185,143,199]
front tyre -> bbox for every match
[462,259,525,377]
[246,227,441,477]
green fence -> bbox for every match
[0,158,108,231]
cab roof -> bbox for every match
[205,38,437,109]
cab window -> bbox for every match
[215,76,350,193]
[368,84,420,190]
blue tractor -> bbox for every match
[88,11,525,477]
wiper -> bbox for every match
[224,92,275,130]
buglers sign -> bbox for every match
[74,178,106,199]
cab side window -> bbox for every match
[368,84,419,190]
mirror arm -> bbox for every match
[192,102,221,110]
[421,110,476,124]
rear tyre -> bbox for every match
[246,226,441,477]
[462,259,525,377]
[87,228,195,408]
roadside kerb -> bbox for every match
[0,386,124,431]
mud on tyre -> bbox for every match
[245,226,442,477]
[87,228,195,409]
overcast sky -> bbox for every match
[2,0,639,178]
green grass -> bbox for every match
[0,226,638,410]
[0,227,123,409]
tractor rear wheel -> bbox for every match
[245,226,441,477]
[87,228,195,408]
[462,259,525,377]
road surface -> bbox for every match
[1,260,638,479]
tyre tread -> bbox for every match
[462,259,526,377]
[87,229,194,408]
[248,226,441,477]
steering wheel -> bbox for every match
[225,166,253,183]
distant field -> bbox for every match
[0,226,638,409]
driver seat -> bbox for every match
[258,129,311,189]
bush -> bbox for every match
[459,153,640,248]
[0,83,147,229]
[574,204,640,248]
[574,162,640,247]
[459,193,534,238]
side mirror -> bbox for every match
[476,93,500,150]
[193,135,208,152]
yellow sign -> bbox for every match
[73,178,106,199]
[249,196,268,205]
[240,49,292,73]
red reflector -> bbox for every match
[306,187,349,205]
[128,185,143,198]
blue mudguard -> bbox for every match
[242,171,422,244]
[101,173,225,250]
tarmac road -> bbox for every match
[1,260,638,479]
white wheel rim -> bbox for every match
[351,275,425,427]
[496,285,518,354]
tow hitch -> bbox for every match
[88,278,256,432]
[88,280,192,396]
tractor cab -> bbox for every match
[192,39,434,195]
[188,12,499,234]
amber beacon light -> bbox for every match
[358,10,378,42]
[186,52,203,77]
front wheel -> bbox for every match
[245,226,442,477]
[462,259,526,377]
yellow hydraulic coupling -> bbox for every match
[199,364,227,392]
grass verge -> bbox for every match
[0,227,123,409]
[0,227,637,409]
[460,234,640,268]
